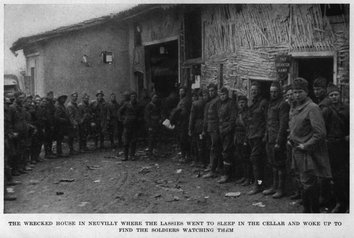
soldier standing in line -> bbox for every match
[217,87,237,184]
[54,95,70,157]
[203,83,222,179]
[117,92,131,146]
[188,91,200,164]
[67,92,81,155]
[9,92,31,175]
[78,93,92,152]
[200,89,211,169]
[234,95,253,186]
[44,91,57,158]
[30,96,47,164]
[246,81,268,195]
[138,89,151,145]
[326,83,349,213]
[4,97,21,200]
[288,77,332,213]
[107,93,120,148]
[283,84,302,200]
[23,95,36,171]
[175,87,192,163]
[313,77,332,207]
[262,81,290,198]
[119,91,142,161]
[145,93,161,159]
[189,89,208,168]
[90,90,107,150]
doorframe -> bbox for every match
[288,51,337,85]
[143,36,180,86]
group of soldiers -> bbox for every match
[4,77,349,214]
[171,77,348,214]
[3,89,153,201]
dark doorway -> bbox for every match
[134,71,144,98]
[297,58,333,101]
[145,40,179,98]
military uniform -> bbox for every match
[175,95,192,161]
[90,97,107,149]
[217,96,236,183]
[78,100,92,151]
[67,99,81,154]
[234,101,252,186]
[44,97,56,157]
[54,97,70,156]
[145,100,161,157]
[138,94,151,143]
[263,92,290,198]
[246,94,267,194]
[9,100,30,174]
[203,95,222,177]
[30,102,46,163]
[189,97,207,167]
[107,98,120,146]
[119,98,142,160]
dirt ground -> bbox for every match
[4,137,304,214]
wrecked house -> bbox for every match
[11,4,349,102]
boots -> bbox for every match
[263,168,278,195]
[56,141,68,157]
[69,137,78,155]
[273,170,286,199]
[302,189,311,213]
[130,142,137,160]
[332,184,348,213]
[122,144,129,161]
[236,163,247,184]
[218,164,232,184]
[310,186,321,213]
[290,189,302,200]
[247,182,263,195]
[241,163,252,186]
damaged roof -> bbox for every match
[10,4,173,53]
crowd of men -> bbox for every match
[4,77,349,214]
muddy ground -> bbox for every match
[5,136,304,214]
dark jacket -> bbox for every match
[327,102,349,141]
[138,96,151,114]
[67,101,81,127]
[90,99,107,129]
[119,101,142,128]
[246,95,267,139]
[317,96,332,132]
[234,106,248,145]
[145,101,160,129]
[175,96,192,130]
[205,96,221,133]
[264,97,290,145]
[9,102,29,137]
[54,102,70,139]
[78,101,92,124]
[45,99,56,128]
[218,97,236,137]
[189,98,206,134]
[107,100,120,122]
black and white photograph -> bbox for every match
[2,1,352,237]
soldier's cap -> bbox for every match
[207,83,217,90]
[123,91,130,96]
[220,87,229,94]
[25,95,33,101]
[283,84,292,93]
[14,92,25,98]
[313,77,327,89]
[251,81,261,89]
[292,77,308,92]
[82,93,89,98]
[4,97,11,104]
[238,95,248,102]
[110,92,116,96]
[96,90,104,97]
[271,80,281,89]
[58,95,68,100]
[71,91,78,96]
[34,95,41,99]
[327,82,340,95]
[130,91,137,96]
[47,91,54,96]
